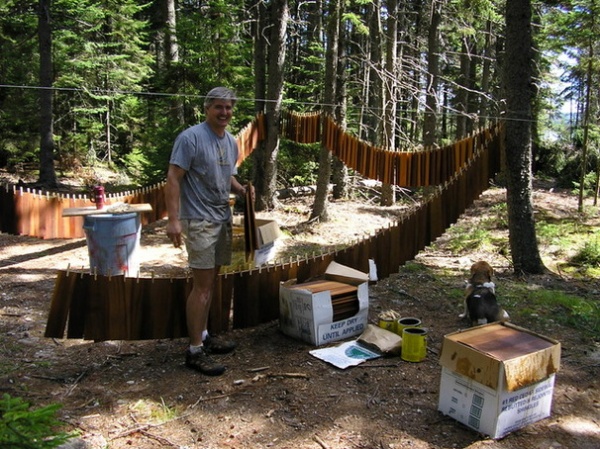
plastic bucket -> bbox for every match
[401,327,427,362]
[83,212,141,276]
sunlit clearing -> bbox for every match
[558,416,600,436]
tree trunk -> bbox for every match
[310,0,340,222]
[423,0,441,147]
[363,0,382,144]
[479,20,492,130]
[165,0,184,126]
[408,0,423,142]
[455,38,471,140]
[578,25,594,212]
[38,0,57,188]
[332,0,347,200]
[466,44,478,135]
[255,0,288,211]
[503,0,545,274]
[380,0,398,207]
[106,107,112,165]
[253,0,267,114]
[250,0,267,206]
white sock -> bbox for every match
[202,330,209,341]
[189,344,203,355]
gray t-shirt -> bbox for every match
[169,122,238,223]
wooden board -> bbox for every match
[288,280,357,296]
[243,182,258,260]
[62,203,153,217]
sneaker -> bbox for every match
[185,348,225,376]
[203,335,237,354]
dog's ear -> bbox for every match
[470,264,477,276]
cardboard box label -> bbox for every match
[253,241,276,267]
[317,310,368,344]
[438,368,555,439]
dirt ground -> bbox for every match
[1,180,599,449]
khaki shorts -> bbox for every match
[181,219,232,269]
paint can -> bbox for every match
[396,317,421,335]
[401,327,428,362]
[378,310,400,333]
[378,318,397,333]
[90,185,106,210]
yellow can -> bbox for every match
[378,318,396,332]
[401,327,427,362]
[396,317,421,335]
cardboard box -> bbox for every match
[437,322,561,439]
[279,261,369,346]
[233,216,281,266]
[252,218,280,266]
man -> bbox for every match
[165,87,248,376]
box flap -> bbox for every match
[452,324,556,361]
[325,261,369,284]
[439,336,503,389]
[503,343,561,391]
[232,216,280,247]
[255,219,281,246]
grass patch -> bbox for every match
[532,289,599,336]
[483,202,509,230]
[502,284,600,339]
[402,261,427,273]
[130,398,178,423]
[445,226,493,254]
[571,237,600,268]
[536,220,596,248]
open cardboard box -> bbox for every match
[279,261,369,346]
[233,216,281,266]
[437,322,561,439]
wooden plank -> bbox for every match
[62,203,153,217]
[243,182,258,261]
[287,280,355,295]
[44,270,77,338]
[211,273,233,333]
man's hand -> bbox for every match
[166,219,183,248]
[244,183,256,203]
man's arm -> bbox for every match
[165,164,186,247]
[230,176,247,198]
[231,177,256,202]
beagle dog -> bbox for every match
[460,261,509,326]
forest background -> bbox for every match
[0,0,599,268]
[1,2,600,446]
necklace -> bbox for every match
[210,130,228,165]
